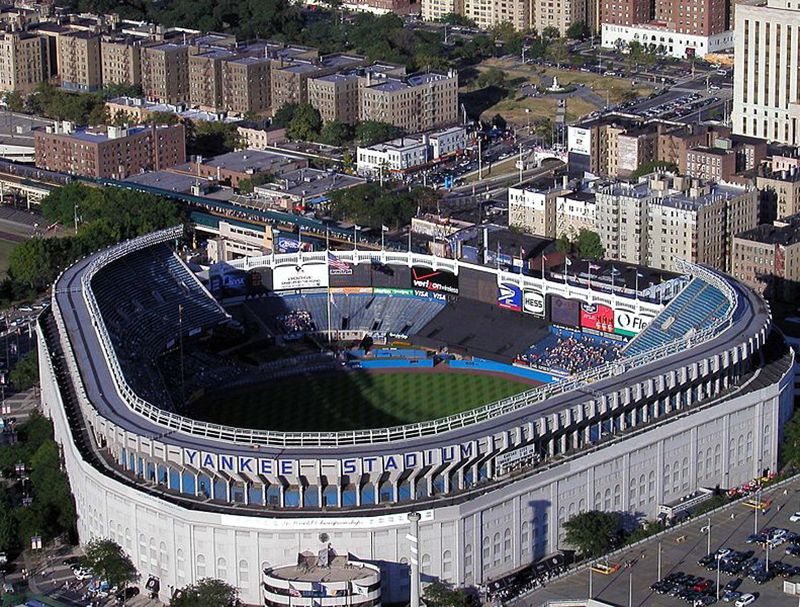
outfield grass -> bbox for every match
[190,370,533,431]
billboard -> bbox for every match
[567,126,591,156]
[273,263,329,291]
[523,289,545,317]
[549,295,580,328]
[614,308,656,337]
[580,302,615,333]
[411,266,459,296]
[497,282,522,311]
[209,263,249,298]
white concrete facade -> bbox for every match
[732,0,800,144]
[602,23,734,58]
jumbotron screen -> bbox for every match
[549,295,580,328]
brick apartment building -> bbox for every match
[141,43,190,104]
[270,54,366,111]
[101,36,142,87]
[34,121,186,179]
[0,31,50,93]
[57,30,102,92]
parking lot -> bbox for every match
[515,476,800,607]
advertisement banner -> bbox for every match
[373,288,415,296]
[550,295,580,328]
[329,287,373,294]
[497,282,522,311]
[273,263,329,290]
[580,303,615,333]
[614,308,655,337]
[523,289,545,317]
[411,266,459,295]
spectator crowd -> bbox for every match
[519,329,621,375]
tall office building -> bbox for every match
[733,0,800,144]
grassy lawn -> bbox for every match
[461,58,654,125]
[0,238,18,279]
[190,369,533,431]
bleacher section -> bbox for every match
[91,244,230,404]
[245,293,446,336]
[624,278,731,357]
[517,327,622,376]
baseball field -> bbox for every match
[190,368,536,432]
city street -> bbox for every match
[515,477,800,607]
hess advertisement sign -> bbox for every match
[523,289,545,317]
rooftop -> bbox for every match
[259,168,364,200]
[688,145,733,157]
[176,149,306,174]
[267,554,378,584]
[737,218,800,246]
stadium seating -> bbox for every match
[91,244,230,403]
[624,278,731,356]
[246,293,445,337]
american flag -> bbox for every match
[327,252,352,274]
[288,584,301,597]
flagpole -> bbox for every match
[635,272,639,300]
[326,227,330,252]
[408,229,412,254]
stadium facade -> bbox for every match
[39,227,794,605]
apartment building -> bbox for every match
[732,217,800,300]
[600,0,651,26]
[34,121,186,179]
[756,167,800,219]
[685,145,737,181]
[508,181,573,237]
[343,0,420,14]
[733,0,800,144]
[654,0,728,35]
[596,174,759,272]
[465,0,530,32]
[101,36,142,87]
[421,0,464,22]
[141,43,190,104]
[530,0,588,36]
[57,31,101,92]
[189,49,235,111]
[359,70,459,133]
[34,23,74,77]
[271,54,366,112]
[0,31,49,93]
[308,73,360,124]
[221,55,272,115]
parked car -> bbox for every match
[734,594,756,607]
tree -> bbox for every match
[0,487,14,553]
[328,183,437,230]
[287,103,322,141]
[563,510,623,557]
[354,121,401,146]
[3,91,24,113]
[576,229,604,259]
[566,20,589,39]
[476,66,507,89]
[423,581,480,607]
[238,173,275,194]
[170,578,239,607]
[437,13,477,27]
[556,233,572,253]
[318,120,353,147]
[541,26,561,40]
[187,121,242,157]
[9,349,38,391]
[545,39,570,67]
[82,539,139,589]
[272,103,298,129]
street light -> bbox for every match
[716,554,721,600]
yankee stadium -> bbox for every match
[37,224,794,606]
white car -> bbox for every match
[73,567,93,581]
[789,512,800,522]
[735,594,756,607]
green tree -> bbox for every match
[187,121,242,157]
[630,160,678,180]
[273,103,299,128]
[545,39,570,67]
[576,228,604,259]
[287,103,322,141]
[438,13,477,27]
[542,26,561,40]
[354,121,401,146]
[8,238,65,290]
[423,581,480,607]
[567,20,589,39]
[238,173,275,194]
[82,539,139,589]
[556,232,572,253]
[319,120,353,147]
[0,486,14,553]
[170,578,239,607]
[328,183,437,230]
[563,510,623,557]
[476,66,507,88]
[9,349,38,391]
[3,91,24,113]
